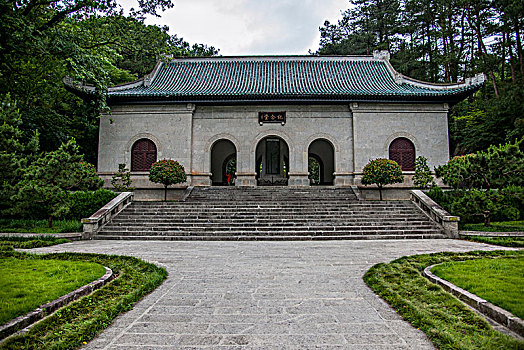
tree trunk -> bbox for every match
[509,42,516,82]
[483,211,491,226]
[515,18,523,75]
[48,216,53,228]
[164,185,168,201]
[378,184,383,201]
[467,6,500,98]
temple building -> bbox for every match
[66,51,484,189]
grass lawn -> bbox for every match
[0,249,167,350]
[364,250,524,350]
[0,219,82,233]
[431,256,524,319]
[463,236,524,247]
[0,258,106,325]
[462,220,524,232]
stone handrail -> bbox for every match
[82,192,134,239]
[410,190,459,238]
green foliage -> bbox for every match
[0,219,82,233]
[0,94,39,211]
[7,139,103,227]
[363,250,524,350]
[435,138,524,190]
[0,2,218,164]
[361,158,404,200]
[0,250,167,349]
[0,258,106,325]
[463,236,524,247]
[317,1,524,155]
[149,159,187,201]
[450,188,521,226]
[0,237,70,252]
[427,186,523,226]
[66,189,118,220]
[308,156,320,184]
[412,156,434,189]
[432,139,524,226]
[111,163,134,192]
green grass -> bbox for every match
[462,221,524,232]
[463,236,524,247]
[0,250,167,350]
[432,257,524,319]
[0,258,106,325]
[0,236,70,251]
[0,219,82,233]
[363,250,524,350]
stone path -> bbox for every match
[31,239,508,349]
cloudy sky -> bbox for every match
[118,0,349,55]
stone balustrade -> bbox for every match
[410,189,459,238]
[82,192,134,239]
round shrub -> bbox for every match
[66,189,118,219]
[149,159,187,200]
[361,158,404,200]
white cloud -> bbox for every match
[118,0,348,55]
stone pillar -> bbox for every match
[236,172,257,186]
[190,173,211,186]
[288,172,309,186]
[334,172,354,186]
[236,148,256,186]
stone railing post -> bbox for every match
[410,190,459,238]
[81,192,134,239]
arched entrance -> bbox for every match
[255,136,289,186]
[211,139,236,185]
[308,139,335,185]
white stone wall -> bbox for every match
[191,105,353,186]
[351,102,450,185]
[97,102,450,188]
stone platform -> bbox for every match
[30,239,508,349]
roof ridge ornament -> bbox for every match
[373,50,390,61]
[394,73,404,84]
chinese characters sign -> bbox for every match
[258,111,286,125]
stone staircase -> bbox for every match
[96,187,446,240]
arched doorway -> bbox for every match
[308,139,334,185]
[255,136,289,186]
[211,139,236,185]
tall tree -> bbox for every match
[0,1,218,163]
[317,0,524,155]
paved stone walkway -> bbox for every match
[32,239,507,349]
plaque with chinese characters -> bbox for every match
[258,111,286,124]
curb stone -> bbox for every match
[0,266,114,340]
[460,231,524,237]
[423,264,524,337]
[0,232,83,241]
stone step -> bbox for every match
[96,187,444,240]
[94,233,447,241]
[109,218,433,225]
[114,214,428,221]
[97,228,444,236]
[101,224,439,232]
[130,201,410,207]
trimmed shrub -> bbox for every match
[413,156,435,189]
[361,158,404,200]
[66,189,118,219]
[149,159,187,201]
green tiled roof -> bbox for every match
[77,55,485,103]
